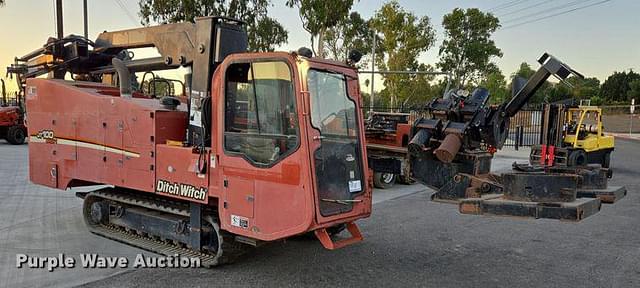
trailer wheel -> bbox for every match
[567,149,587,167]
[373,172,396,189]
[6,126,25,145]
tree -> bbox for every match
[437,8,502,88]
[250,17,288,53]
[481,70,508,104]
[545,83,571,103]
[394,63,438,110]
[138,0,288,52]
[628,79,640,101]
[324,12,371,63]
[569,76,600,100]
[286,0,354,58]
[369,1,436,109]
[600,70,640,103]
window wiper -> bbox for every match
[321,198,363,205]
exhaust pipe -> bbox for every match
[112,58,132,98]
[434,133,462,163]
[1,79,6,107]
[407,129,431,156]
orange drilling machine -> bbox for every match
[9,17,370,266]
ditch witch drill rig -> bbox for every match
[10,17,370,266]
[9,17,621,266]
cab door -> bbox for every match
[304,68,367,222]
[217,57,312,240]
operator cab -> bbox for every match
[211,52,370,239]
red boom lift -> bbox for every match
[0,79,26,144]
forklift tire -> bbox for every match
[603,152,612,178]
[6,126,26,145]
[603,151,611,168]
[567,149,587,167]
[373,172,396,189]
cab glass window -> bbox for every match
[224,61,298,165]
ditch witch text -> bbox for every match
[156,179,207,201]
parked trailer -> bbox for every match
[365,112,413,188]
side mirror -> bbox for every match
[297,47,313,58]
[347,49,362,66]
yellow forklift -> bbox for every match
[531,102,615,176]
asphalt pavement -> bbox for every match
[0,140,425,288]
[1,140,639,287]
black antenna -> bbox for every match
[83,0,88,39]
[55,0,63,39]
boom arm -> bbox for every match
[480,53,584,149]
[503,53,584,118]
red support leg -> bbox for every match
[540,144,547,166]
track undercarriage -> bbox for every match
[80,189,252,267]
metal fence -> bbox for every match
[1,91,22,107]
[505,108,543,148]
[361,103,640,147]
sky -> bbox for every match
[0,0,638,93]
